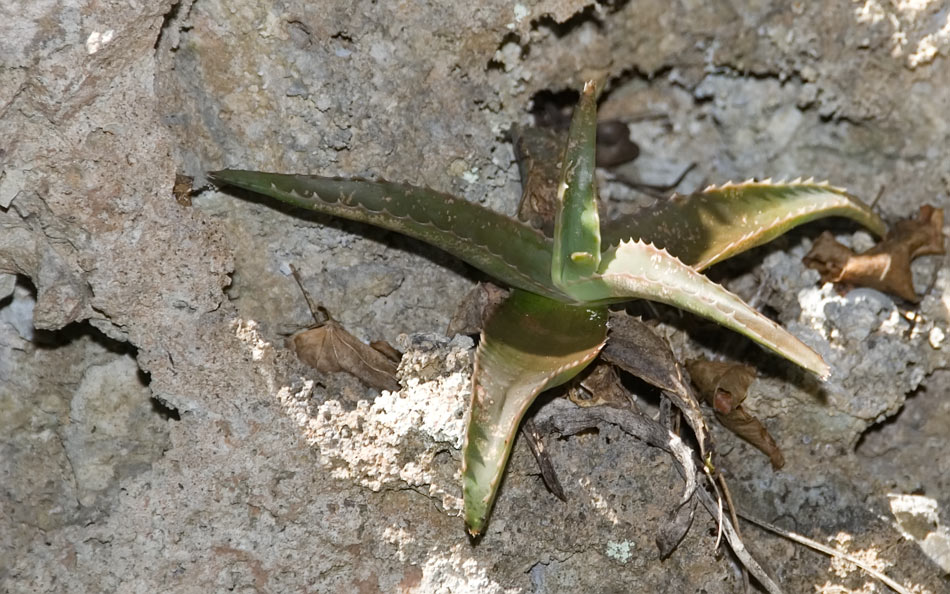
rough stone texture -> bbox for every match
[2,0,949,592]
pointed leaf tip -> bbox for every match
[462,290,607,534]
[206,168,565,300]
[551,81,601,291]
[558,239,833,378]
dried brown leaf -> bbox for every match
[686,359,784,470]
[602,314,686,395]
[173,174,194,206]
[601,312,710,457]
[717,406,785,470]
[686,359,755,413]
[567,362,633,409]
[511,125,564,235]
[291,321,401,393]
[369,340,402,363]
[521,417,567,502]
[511,121,635,235]
[446,282,508,336]
[803,205,945,302]
[288,264,400,392]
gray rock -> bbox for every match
[2,0,948,591]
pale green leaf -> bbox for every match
[551,81,601,292]
[601,179,886,271]
[561,239,830,378]
[462,289,607,535]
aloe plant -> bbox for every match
[209,81,886,536]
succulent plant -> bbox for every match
[209,80,885,536]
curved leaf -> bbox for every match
[208,170,564,300]
[601,179,887,271]
[562,239,830,378]
[462,289,608,535]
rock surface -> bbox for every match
[2,0,949,592]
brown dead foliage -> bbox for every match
[291,319,401,393]
[686,359,785,470]
[803,205,945,302]
[446,282,508,337]
[521,417,567,502]
[567,362,634,410]
[511,121,637,235]
[602,313,710,457]
[511,125,564,236]
[288,265,401,392]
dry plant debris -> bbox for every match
[446,282,509,337]
[803,204,945,302]
[686,358,785,470]
[288,266,401,392]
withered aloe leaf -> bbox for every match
[601,314,691,396]
[567,362,634,410]
[462,289,607,536]
[291,321,401,393]
[601,180,887,271]
[445,282,509,337]
[803,204,945,302]
[520,417,567,502]
[686,358,784,470]
[600,313,709,456]
[511,124,564,236]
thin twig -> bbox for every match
[691,473,783,594]
[737,512,911,594]
[700,463,727,551]
[612,162,697,198]
[538,401,783,594]
[289,264,330,325]
[869,184,886,210]
[717,472,751,592]
[718,472,742,540]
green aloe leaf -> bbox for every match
[552,80,601,291]
[562,239,830,378]
[462,289,608,535]
[207,169,564,300]
[601,179,886,271]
